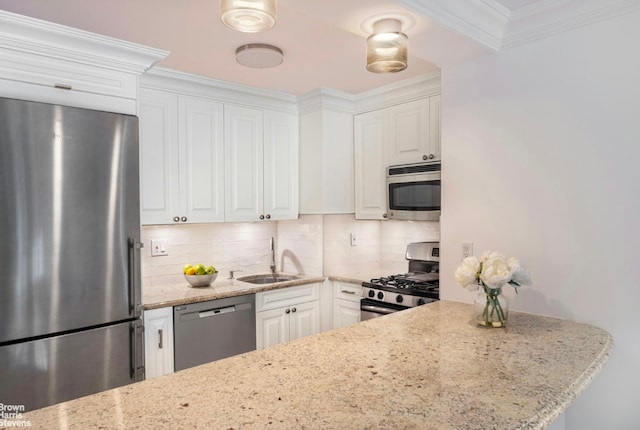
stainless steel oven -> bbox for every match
[360,242,440,320]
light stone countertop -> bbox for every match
[143,274,327,310]
[25,300,612,429]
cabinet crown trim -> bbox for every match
[0,10,168,75]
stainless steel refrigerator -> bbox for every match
[0,97,144,411]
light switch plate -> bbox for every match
[151,239,168,257]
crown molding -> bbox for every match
[501,0,640,49]
[353,70,441,114]
[140,67,298,113]
[0,10,168,75]
[297,88,354,114]
[395,0,507,50]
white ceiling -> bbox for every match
[0,0,619,96]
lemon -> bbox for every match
[183,264,193,274]
[185,267,196,276]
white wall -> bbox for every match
[440,10,640,429]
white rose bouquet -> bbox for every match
[455,251,532,326]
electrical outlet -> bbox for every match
[461,242,473,260]
[350,233,357,247]
[151,239,168,257]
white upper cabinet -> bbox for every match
[387,98,431,166]
[354,109,388,220]
[429,95,442,162]
[263,110,299,220]
[225,105,298,222]
[139,88,224,225]
[354,95,441,220]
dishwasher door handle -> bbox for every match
[199,306,236,318]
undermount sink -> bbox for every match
[237,274,299,284]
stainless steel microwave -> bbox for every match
[386,162,441,221]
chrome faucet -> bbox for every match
[270,237,276,274]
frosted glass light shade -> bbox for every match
[366,19,408,73]
[220,0,277,33]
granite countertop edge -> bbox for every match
[143,274,327,310]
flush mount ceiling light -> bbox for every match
[366,18,408,73]
[236,43,283,68]
[220,0,277,33]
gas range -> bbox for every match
[362,272,439,308]
[361,242,440,319]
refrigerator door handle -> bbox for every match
[128,238,144,317]
[130,320,145,381]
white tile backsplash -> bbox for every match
[141,215,439,290]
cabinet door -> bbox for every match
[256,307,288,350]
[143,307,174,379]
[289,300,320,341]
[429,95,441,162]
[225,105,264,221]
[354,109,388,220]
[387,98,430,166]
[179,96,225,223]
[139,89,179,225]
[333,299,361,329]
[263,110,298,221]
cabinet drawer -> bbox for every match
[256,283,319,312]
[333,282,362,302]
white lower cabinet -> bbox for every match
[256,283,320,349]
[332,282,362,329]
[143,307,174,380]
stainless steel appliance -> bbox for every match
[361,242,439,320]
[174,295,256,371]
[386,162,441,221]
[0,97,144,411]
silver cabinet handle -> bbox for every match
[285,308,290,314]
[422,154,428,160]
[173,216,180,222]
[259,215,265,220]
[341,290,356,295]
[265,214,271,220]
[382,213,388,218]
[292,307,296,313]
[181,216,187,222]
[54,83,72,90]
[429,154,435,159]
[158,329,163,349]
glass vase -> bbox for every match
[474,286,509,327]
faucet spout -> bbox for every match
[270,237,276,274]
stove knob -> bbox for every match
[377,291,384,300]
[368,290,375,298]
[417,298,426,306]
[396,295,404,304]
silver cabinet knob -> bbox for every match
[259,215,265,220]
[382,213,388,218]
[291,307,296,313]
[173,216,180,222]
[429,154,435,159]
[285,308,290,314]
[265,214,271,220]
[422,154,428,160]
[181,216,187,222]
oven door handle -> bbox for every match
[361,304,397,315]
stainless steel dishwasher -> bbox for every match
[174,294,256,371]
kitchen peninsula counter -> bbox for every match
[25,301,612,429]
